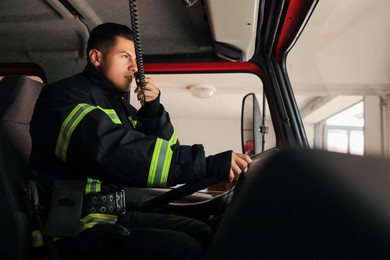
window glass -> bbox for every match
[327,129,348,153]
[129,72,276,156]
[349,130,364,155]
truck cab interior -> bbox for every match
[2,0,390,259]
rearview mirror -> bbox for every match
[241,93,261,156]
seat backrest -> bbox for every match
[0,75,44,259]
[206,149,390,259]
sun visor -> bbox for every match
[205,0,259,62]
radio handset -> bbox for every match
[134,72,145,90]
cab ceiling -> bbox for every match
[0,0,218,81]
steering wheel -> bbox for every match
[140,147,279,210]
[139,175,223,211]
[139,149,278,211]
[139,172,250,211]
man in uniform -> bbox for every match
[30,22,251,259]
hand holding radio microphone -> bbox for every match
[134,75,160,106]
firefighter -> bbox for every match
[29,22,252,259]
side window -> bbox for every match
[129,71,276,157]
[313,101,364,155]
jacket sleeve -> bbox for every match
[134,95,233,186]
[135,91,173,139]
[166,146,232,186]
[67,108,231,187]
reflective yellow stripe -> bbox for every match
[55,104,95,162]
[32,214,117,245]
[98,107,122,125]
[31,230,60,248]
[80,213,118,231]
[148,139,161,186]
[128,115,137,129]
[55,104,122,162]
[31,183,116,245]
[85,178,101,194]
[147,131,178,187]
[31,230,44,247]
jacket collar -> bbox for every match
[83,64,127,98]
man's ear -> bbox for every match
[89,49,102,67]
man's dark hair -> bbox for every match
[86,22,134,60]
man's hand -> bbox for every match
[134,76,160,106]
[228,152,252,182]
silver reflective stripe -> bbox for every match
[55,104,122,162]
[31,230,43,247]
[80,213,118,231]
[31,230,60,247]
[97,107,122,125]
[147,130,178,187]
[55,104,95,162]
[85,178,101,194]
[128,115,137,128]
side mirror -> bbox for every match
[241,93,262,156]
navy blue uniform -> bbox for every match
[29,64,231,259]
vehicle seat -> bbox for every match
[206,149,390,258]
[0,75,44,259]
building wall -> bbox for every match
[173,118,276,156]
[173,118,242,156]
[383,96,390,158]
[364,96,383,157]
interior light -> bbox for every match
[187,84,216,98]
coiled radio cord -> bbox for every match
[129,0,146,101]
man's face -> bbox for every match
[97,36,138,92]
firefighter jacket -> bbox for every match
[29,64,232,199]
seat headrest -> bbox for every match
[0,74,45,123]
